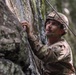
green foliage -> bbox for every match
[41,0,46,20]
[55,0,63,12]
[69,0,76,24]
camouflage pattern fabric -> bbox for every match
[28,34,75,75]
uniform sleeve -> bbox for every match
[28,34,69,63]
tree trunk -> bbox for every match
[5,0,42,75]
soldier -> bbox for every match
[21,11,75,75]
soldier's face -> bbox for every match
[45,20,64,37]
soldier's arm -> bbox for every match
[21,21,69,63]
[28,33,69,63]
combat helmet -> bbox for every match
[45,11,69,33]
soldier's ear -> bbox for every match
[60,29,65,36]
[60,24,64,29]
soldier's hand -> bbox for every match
[21,21,30,34]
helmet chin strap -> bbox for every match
[45,0,76,37]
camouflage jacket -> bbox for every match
[28,34,75,75]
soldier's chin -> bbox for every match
[45,33,54,37]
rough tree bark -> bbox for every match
[5,0,43,75]
[0,0,41,75]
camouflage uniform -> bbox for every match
[28,34,75,75]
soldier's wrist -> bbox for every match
[28,32,37,42]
